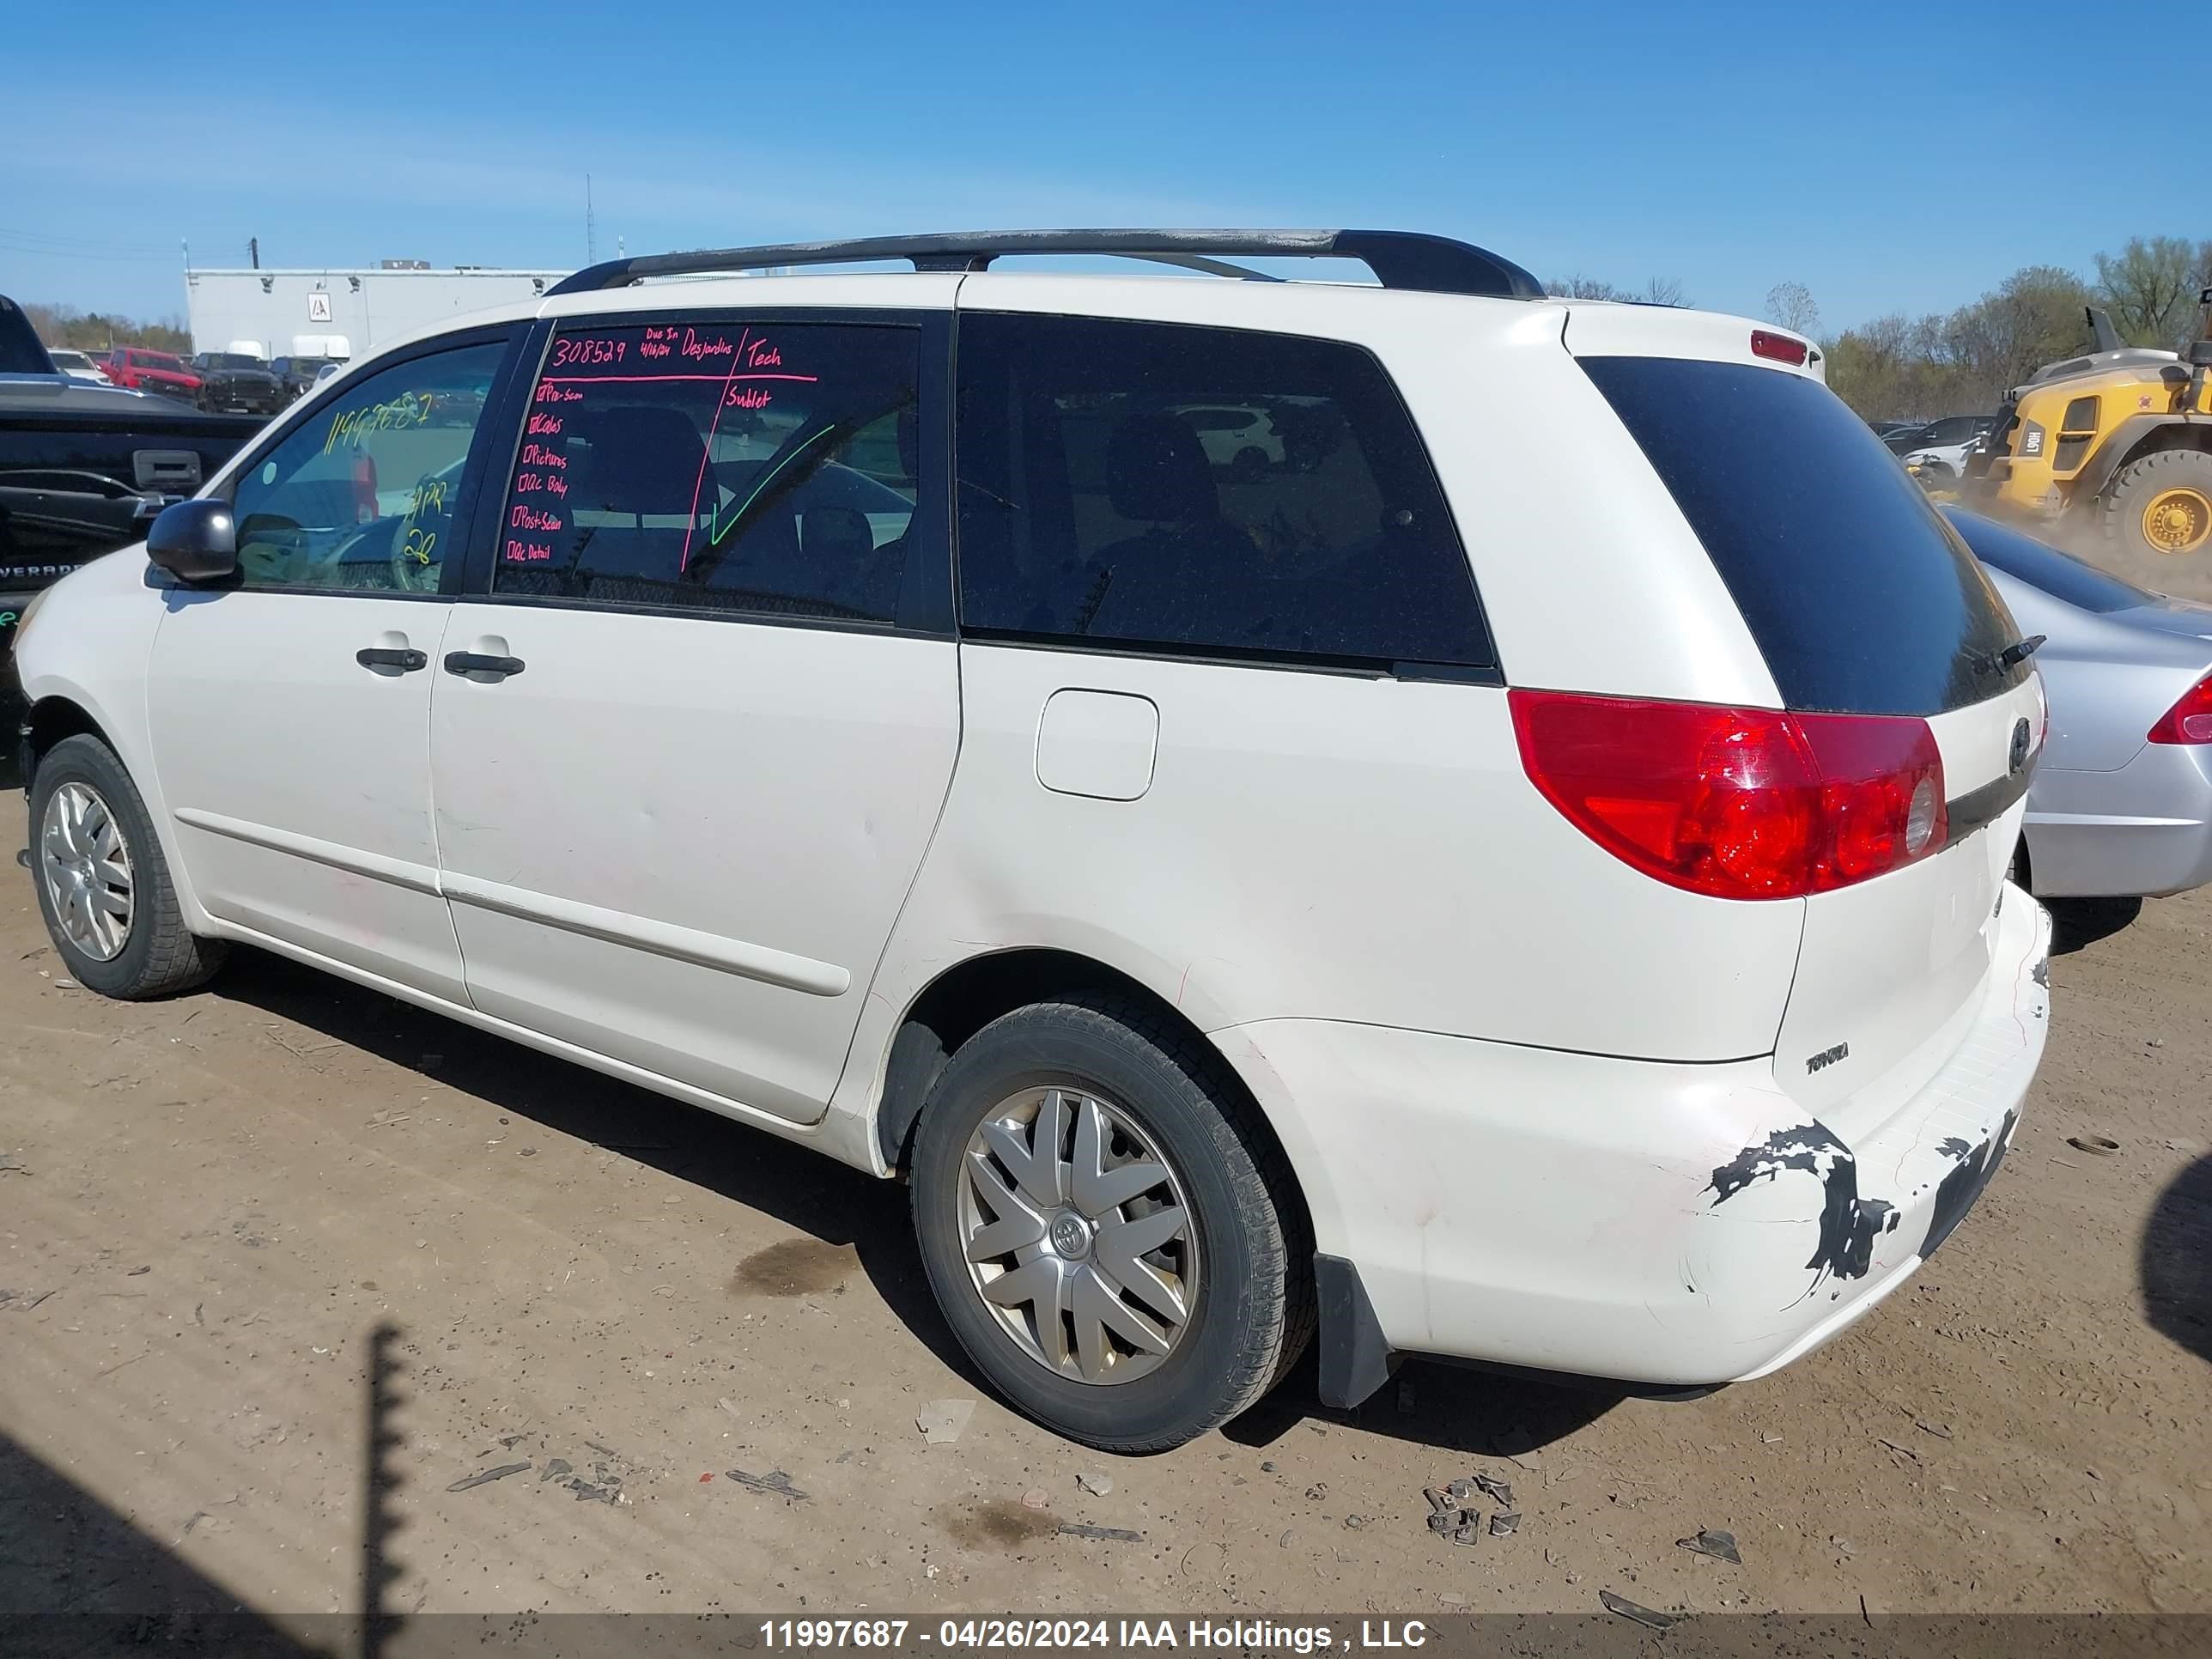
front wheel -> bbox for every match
[28,734,227,999]
[909,994,1311,1451]
[2103,447,2212,572]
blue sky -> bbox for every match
[3,0,2199,332]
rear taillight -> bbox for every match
[1510,690,1948,900]
[2147,672,2212,744]
[350,452,380,523]
[1750,329,1809,367]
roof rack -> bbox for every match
[544,229,1547,301]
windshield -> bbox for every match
[209,353,264,370]
[1581,356,2027,715]
[1942,508,2159,614]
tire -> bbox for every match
[27,733,227,999]
[909,993,1312,1451]
[2102,447,2212,573]
[1231,446,1269,483]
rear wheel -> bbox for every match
[909,994,1310,1451]
[2102,447,2212,573]
[29,734,227,999]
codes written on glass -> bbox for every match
[501,323,819,569]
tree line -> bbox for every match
[1548,236,2209,424]
[21,300,191,356]
[1793,235,2212,422]
[23,232,2209,420]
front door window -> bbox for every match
[227,343,506,592]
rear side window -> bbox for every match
[493,319,921,626]
[1582,357,2026,715]
[1918,416,1981,446]
[956,313,1492,671]
[1942,507,2154,615]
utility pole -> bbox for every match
[586,174,596,264]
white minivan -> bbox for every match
[13,231,2051,1450]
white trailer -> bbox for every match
[185,266,569,359]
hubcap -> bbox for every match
[40,781,135,962]
[957,1085,1198,1385]
[2142,486,2211,556]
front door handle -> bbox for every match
[356,647,428,672]
[444,651,526,680]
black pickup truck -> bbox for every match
[3,295,263,690]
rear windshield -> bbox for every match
[1581,356,2027,715]
[1941,507,2155,615]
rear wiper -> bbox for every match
[1978,634,2047,674]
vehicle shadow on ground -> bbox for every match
[208,948,989,1395]
[2048,895,2143,955]
[2142,1152,2212,1367]
[1223,1347,1619,1460]
[210,947,1616,1457]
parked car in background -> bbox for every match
[1899,414,1996,476]
[45,349,112,386]
[1946,508,2212,899]
[13,229,2051,1452]
[270,355,341,403]
[1171,402,1285,477]
[1869,418,1923,442]
[189,352,285,417]
[0,295,263,702]
[100,347,201,402]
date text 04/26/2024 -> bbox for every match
[757,1620,1433,1652]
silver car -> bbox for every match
[1946,508,2212,899]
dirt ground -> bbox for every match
[2,851,2209,1626]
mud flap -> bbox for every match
[1315,1253,1396,1409]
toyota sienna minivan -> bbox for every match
[14,229,2051,1449]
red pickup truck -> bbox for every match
[100,347,202,402]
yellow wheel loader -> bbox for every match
[1966,288,2212,568]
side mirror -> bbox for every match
[147,497,238,583]
[2186,339,2212,368]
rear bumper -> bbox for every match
[2026,747,2212,898]
[1217,885,2051,1394]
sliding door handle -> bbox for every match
[444,651,526,680]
